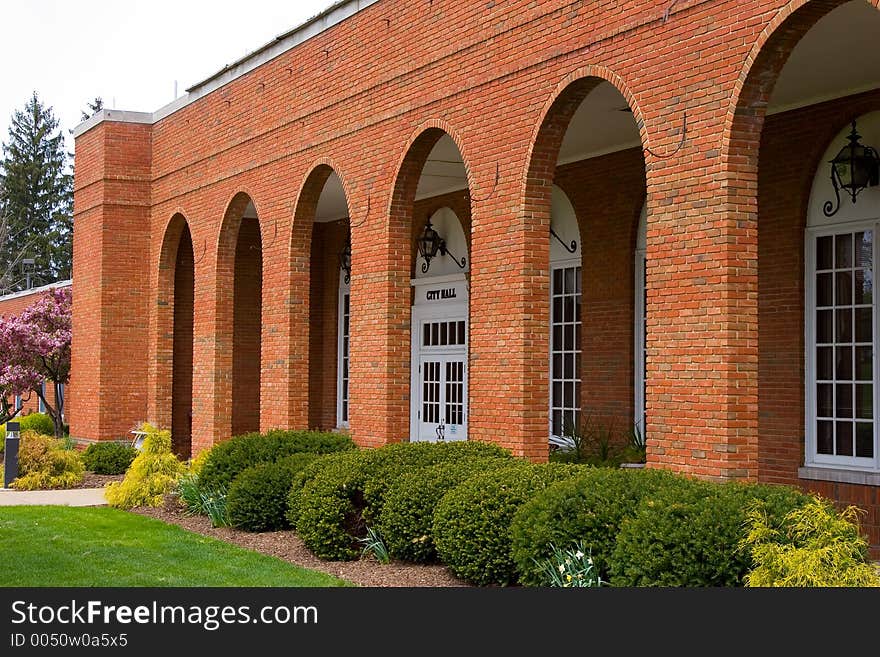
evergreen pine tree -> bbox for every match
[0,92,73,292]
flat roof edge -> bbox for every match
[71,0,379,138]
[0,280,72,304]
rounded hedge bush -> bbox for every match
[227,453,319,532]
[359,441,513,523]
[432,462,583,585]
[294,450,372,560]
[18,413,56,437]
[82,442,138,474]
[609,479,811,587]
[377,457,512,563]
[511,467,681,585]
[291,440,513,561]
[198,429,354,490]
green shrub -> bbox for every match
[742,497,880,587]
[12,430,85,490]
[359,441,513,523]
[198,429,354,491]
[82,442,138,474]
[291,441,513,561]
[105,424,185,509]
[610,479,811,587]
[18,413,56,437]
[432,462,583,585]
[227,453,319,532]
[511,467,680,585]
[1,424,5,453]
[294,450,373,560]
[377,458,511,563]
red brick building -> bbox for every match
[0,281,71,422]
[71,0,880,549]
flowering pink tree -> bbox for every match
[0,287,71,436]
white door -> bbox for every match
[417,353,467,442]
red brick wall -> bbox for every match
[171,225,194,457]
[555,149,646,438]
[758,89,880,551]
[73,0,880,476]
[232,216,262,437]
[72,121,150,442]
[309,220,347,430]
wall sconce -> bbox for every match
[338,235,352,284]
[416,215,466,274]
[824,120,879,217]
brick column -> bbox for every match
[71,116,151,442]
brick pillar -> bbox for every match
[71,117,151,443]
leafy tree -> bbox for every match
[0,92,73,293]
[0,287,71,436]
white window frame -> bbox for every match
[805,218,880,472]
[549,257,582,444]
[336,273,351,430]
[38,382,46,414]
[634,249,646,436]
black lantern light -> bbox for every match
[824,120,880,217]
[416,215,466,274]
[338,235,352,284]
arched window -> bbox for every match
[806,111,880,471]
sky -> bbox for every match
[0,0,336,153]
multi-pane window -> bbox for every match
[550,265,582,438]
[812,229,875,463]
[339,292,350,425]
[423,320,466,347]
[445,361,464,426]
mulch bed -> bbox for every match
[129,498,472,588]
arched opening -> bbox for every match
[392,129,472,443]
[526,75,647,457]
[156,213,194,458]
[723,0,880,488]
[218,193,263,438]
[172,224,194,458]
[291,166,353,430]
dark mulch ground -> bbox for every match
[130,497,471,588]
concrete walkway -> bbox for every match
[0,487,107,506]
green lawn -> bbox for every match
[0,506,350,587]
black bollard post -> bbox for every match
[4,421,20,488]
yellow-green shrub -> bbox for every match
[742,497,880,587]
[105,424,184,509]
[11,430,84,490]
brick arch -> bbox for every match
[718,0,880,485]
[288,161,354,429]
[154,213,190,438]
[216,191,264,440]
[519,66,649,458]
[155,213,194,458]
[361,121,474,445]
[721,0,879,196]
[522,64,649,219]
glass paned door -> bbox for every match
[418,354,467,442]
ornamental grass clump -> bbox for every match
[105,424,184,509]
[11,430,84,490]
[741,497,880,587]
